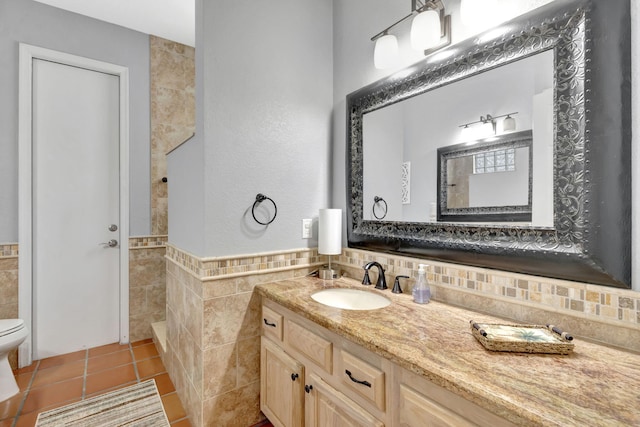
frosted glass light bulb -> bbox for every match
[479,121,495,138]
[503,115,516,132]
[460,125,474,142]
[411,9,441,51]
[374,34,399,69]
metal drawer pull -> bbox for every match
[263,319,277,327]
[291,373,299,381]
[345,370,371,388]
[305,385,313,393]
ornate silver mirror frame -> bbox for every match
[346,0,631,288]
[437,130,533,223]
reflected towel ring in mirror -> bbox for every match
[373,196,388,220]
[252,193,277,225]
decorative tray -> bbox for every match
[469,320,574,355]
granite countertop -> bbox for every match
[256,276,640,427]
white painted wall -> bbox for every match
[0,0,151,239]
[168,0,333,257]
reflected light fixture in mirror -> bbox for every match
[374,34,399,69]
[460,112,518,141]
[503,115,516,132]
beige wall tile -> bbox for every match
[183,285,203,348]
[202,381,262,427]
[0,303,18,319]
[147,284,167,314]
[150,35,195,235]
[203,343,237,398]
[129,287,147,314]
[237,336,260,388]
[203,293,250,348]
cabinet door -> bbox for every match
[399,384,475,427]
[261,337,305,427]
[306,374,384,427]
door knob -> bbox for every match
[99,239,118,248]
[108,224,118,232]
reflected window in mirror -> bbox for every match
[437,131,533,223]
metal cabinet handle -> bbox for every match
[263,319,276,327]
[345,370,371,388]
[305,385,313,393]
[99,239,118,248]
[291,373,299,381]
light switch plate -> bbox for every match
[302,218,312,239]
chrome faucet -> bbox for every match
[362,261,387,290]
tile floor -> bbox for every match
[0,339,190,427]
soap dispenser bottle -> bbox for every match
[413,264,431,304]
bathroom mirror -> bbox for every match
[346,0,631,288]
[437,131,533,223]
[362,51,553,225]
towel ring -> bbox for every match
[373,196,387,220]
[252,193,277,225]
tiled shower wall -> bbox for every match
[0,239,167,369]
[129,236,168,342]
[164,245,323,427]
[150,36,195,235]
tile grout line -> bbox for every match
[11,360,40,427]
[82,348,89,398]
[130,343,142,383]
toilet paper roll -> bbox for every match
[319,209,342,255]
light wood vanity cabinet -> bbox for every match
[260,337,305,427]
[260,299,514,427]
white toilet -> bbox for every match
[0,319,28,402]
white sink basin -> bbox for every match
[311,288,391,310]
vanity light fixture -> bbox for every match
[459,112,518,141]
[371,0,451,69]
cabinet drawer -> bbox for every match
[285,319,333,374]
[306,374,384,427]
[262,305,283,342]
[340,351,385,411]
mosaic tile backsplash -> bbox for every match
[165,245,323,279]
[340,249,639,328]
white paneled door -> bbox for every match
[30,57,122,359]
